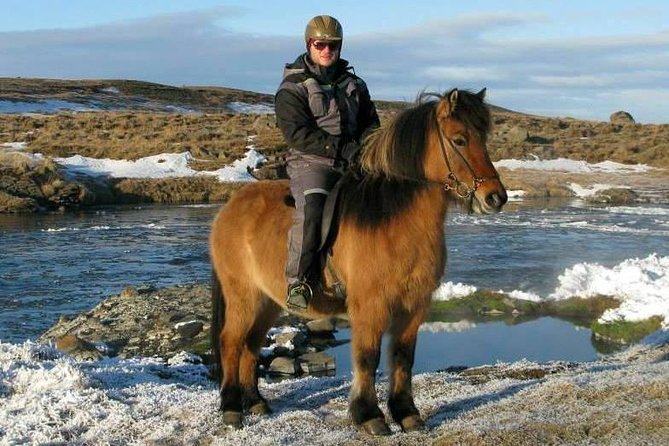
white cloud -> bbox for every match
[0,9,667,122]
[423,66,507,82]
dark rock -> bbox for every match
[175,320,204,338]
[609,111,635,125]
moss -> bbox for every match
[430,290,541,318]
[188,337,212,357]
[591,317,664,344]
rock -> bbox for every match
[269,356,299,375]
[273,331,306,348]
[507,126,529,144]
[55,335,103,361]
[587,188,639,204]
[298,351,335,374]
[252,115,277,131]
[175,320,204,338]
[609,111,635,125]
[306,318,337,334]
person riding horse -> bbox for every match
[275,15,380,311]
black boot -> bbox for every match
[286,281,313,311]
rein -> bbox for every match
[433,111,497,199]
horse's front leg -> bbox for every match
[388,307,427,432]
[349,314,390,436]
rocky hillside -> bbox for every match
[1,77,667,213]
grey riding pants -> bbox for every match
[285,151,341,286]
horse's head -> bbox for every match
[425,88,507,214]
[360,88,506,213]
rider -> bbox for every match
[275,15,380,310]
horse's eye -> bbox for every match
[453,137,467,147]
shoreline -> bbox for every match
[3,321,668,444]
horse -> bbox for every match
[209,88,507,435]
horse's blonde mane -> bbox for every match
[360,89,490,180]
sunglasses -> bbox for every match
[312,41,341,51]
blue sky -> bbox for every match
[1,0,668,122]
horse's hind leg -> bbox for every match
[217,278,261,428]
[387,308,427,432]
[239,296,281,415]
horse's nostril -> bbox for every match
[486,192,506,208]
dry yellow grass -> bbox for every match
[434,380,669,446]
[2,109,667,170]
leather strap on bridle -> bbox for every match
[434,111,498,199]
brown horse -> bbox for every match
[209,88,507,435]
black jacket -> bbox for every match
[275,54,380,159]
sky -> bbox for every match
[0,1,668,123]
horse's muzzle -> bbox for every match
[473,189,507,214]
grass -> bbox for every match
[2,77,669,212]
[591,317,664,344]
[433,380,669,445]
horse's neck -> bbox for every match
[402,184,449,238]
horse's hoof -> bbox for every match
[361,418,391,436]
[400,415,425,432]
[248,402,272,416]
[222,411,243,429]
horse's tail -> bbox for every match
[210,268,225,385]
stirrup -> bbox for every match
[286,281,313,311]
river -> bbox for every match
[1,197,668,371]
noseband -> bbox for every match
[434,111,498,199]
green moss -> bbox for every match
[545,296,620,319]
[591,316,664,344]
[430,290,541,318]
[187,337,212,357]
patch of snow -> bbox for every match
[0,99,100,114]
[0,141,27,151]
[432,282,477,301]
[505,289,542,302]
[568,182,630,198]
[547,254,669,327]
[226,102,275,114]
[100,87,120,94]
[495,157,653,173]
[52,148,266,182]
[506,190,526,201]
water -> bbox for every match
[1,198,668,370]
[329,317,599,376]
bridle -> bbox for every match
[433,111,498,200]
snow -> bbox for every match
[0,99,100,114]
[53,147,266,182]
[0,98,271,114]
[226,101,275,114]
[483,254,669,328]
[568,182,630,198]
[494,157,654,173]
[548,254,669,327]
[431,282,477,301]
[1,339,667,445]
[0,141,28,151]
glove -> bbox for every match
[339,141,361,166]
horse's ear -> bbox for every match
[437,89,458,118]
[477,88,487,100]
[448,89,459,111]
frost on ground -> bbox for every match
[1,336,668,445]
